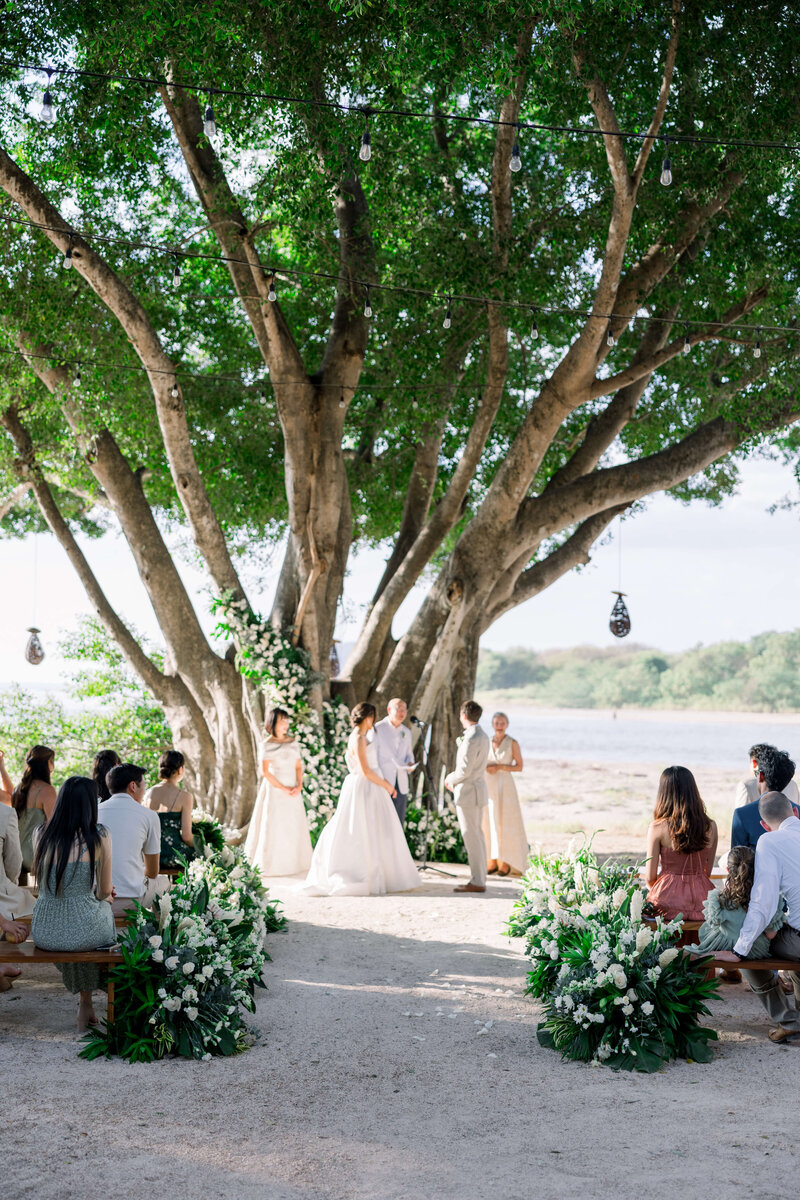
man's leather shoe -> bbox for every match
[453,883,486,893]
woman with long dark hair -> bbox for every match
[245,708,312,877]
[645,765,718,920]
[32,776,115,1030]
[12,745,57,877]
[146,749,196,867]
[92,749,121,803]
[304,703,420,896]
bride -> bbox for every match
[304,702,421,896]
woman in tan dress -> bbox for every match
[483,713,529,877]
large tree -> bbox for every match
[2,0,800,815]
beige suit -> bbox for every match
[734,776,800,808]
[0,805,34,919]
[451,725,490,886]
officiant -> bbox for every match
[372,698,416,825]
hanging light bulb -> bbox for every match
[203,93,217,137]
[258,388,267,404]
[753,329,762,358]
[509,124,522,173]
[63,235,73,270]
[339,389,345,409]
[607,325,616,347]
[364,285,372,318]
[443,296,452,330]
[170,377,179,399]
[683,324,691,355]
[267,272,277,302]
[73,362,81,388]
[40,69,55,123]
[531,307,539,341]
[171,255,181,287]
[359,113,371,162]
[660,136,672,186]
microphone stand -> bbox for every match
[410,716,457,878]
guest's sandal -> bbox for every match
[768,1027,798,1044]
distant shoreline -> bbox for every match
[474,697,800,725]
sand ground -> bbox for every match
[2,861,798,1200]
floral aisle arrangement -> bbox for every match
[404,804,468,864]
[81,830,286,1063]
[509,844,719,1072]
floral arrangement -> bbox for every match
[80,827,286,1063]
[510,843,719,1072]
[404,804,468,864]
[213,593,350,842]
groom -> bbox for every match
[445,700,490,894]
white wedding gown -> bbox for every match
[245,739,313,877]
[304,734,421,896]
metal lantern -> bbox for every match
[609,592,631,639]
[25,626,45,665]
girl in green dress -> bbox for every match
[690,844,785,960]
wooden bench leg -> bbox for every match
[107,980,115,1026]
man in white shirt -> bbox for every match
[445,700,490,894]
[717,791,800,1042]
[98,763,169,916]
[372,698,416,825]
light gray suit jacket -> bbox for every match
[451,725,490,807]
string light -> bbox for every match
[683,324,691,355]
[606,324,616,347]
[40,69,55,123]
[339,389,345,409]
[267,272,277,301]
[258,387,267,403]
[531,307,539,340]
[660,136,672,186]
[203,93,216,138]
[509,125,522,173]
[443,295,452,329]
[171,254,181,287]
[170,377,179,398]
[364,285,372,318]
[62,234,73,269]
[359,113,371,162]
[753,329,762,358]
[73,362,81,387]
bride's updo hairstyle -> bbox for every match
[350,702,376,728]
[265,707,290,736]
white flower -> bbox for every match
[182,962,195,975]
[629,890,644,925]
[163,997,181,1012]
[641,1001,654,1016]
[202,964,214,978]
[635,926,652,953]
[148,935,163,949]
[658,948,679,968]
[186,1006,198,1021]
[609,964,627,990]
[612,888,628,909]
[626,988,638,1003]
[165,956,179,970]
[152,949,164,963]
[622,1002,634,1016]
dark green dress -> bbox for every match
[158,811,196,869]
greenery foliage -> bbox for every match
[403,804,468,864]
[81,822,286,1063]
[508,842,719,1071]
[477,630,800,711]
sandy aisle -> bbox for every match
[2,866,798,1199]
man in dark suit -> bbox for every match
[731,747,799,849]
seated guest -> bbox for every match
[0,912,29,993]
[31,776,115,1030]
[689,845,785,960]
[92,749,121,803]
[12,745,57,880]
[645,765,718,920]
[734,742,800,810]
[0,799,34,920]
[145,749,195,868]
[716,791,800,1042]
[731,747,799,849]
[98,763,169,916]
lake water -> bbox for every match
[485,705,800,769]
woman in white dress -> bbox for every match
[482,712,529,877]
[304,703,420,897]
[245,707,312,877]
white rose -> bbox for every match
[165,956,179,970]
[186,1006,198,1021]
[182,962,195,975]
[148,935,162,949]
[641,1001,654,1016]
[658,948,679,968]
[202,965,214,978]
[152,949,164,963]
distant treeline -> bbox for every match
[475,631,800,711]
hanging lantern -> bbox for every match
[609,592,631,639]
[25,626,45,665]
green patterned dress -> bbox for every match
[31,857,115,993]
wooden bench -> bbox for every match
[690,953,800,975]
[0,940,122,1022]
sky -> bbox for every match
[1,453,798,689]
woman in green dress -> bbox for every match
[12,745,57,880]
[32,776,115,1031]
[145,749,195,869]
[689,844,785,960]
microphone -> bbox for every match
[409,715,426,727]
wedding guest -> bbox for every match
[98,763,169,915]
[716,791,800,1043]
[92,749,121,803]
[445,700,490,894]
[12,745,57,878]
[734,742,800,811]
[731,746,799,849]
[32,776,115,1029]
[246,707,312,877]
[0,799,34,920]
[373,698,416,825]
[0,749,13,805]
[688,845,785,960]
[146,750,195,868]
[482,712,528,877]
[645,766,717,920]
[0,913,29,993]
